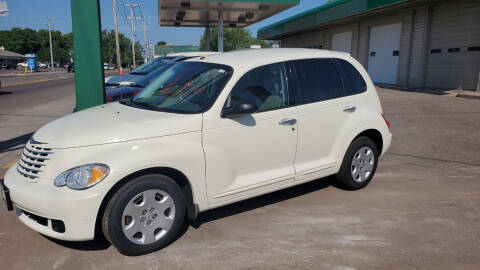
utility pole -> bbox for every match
[46,16,54,71]
[218,10,224,52]
[151,42,155,59]
[112,0,122,73]
[142,15,148,62]
[124,3,140,68]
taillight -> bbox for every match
[381,113,390,129]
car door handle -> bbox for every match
[343,106,356,113]
[279,118,297,125]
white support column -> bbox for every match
[205,20,211,51]
[218,10,224,52]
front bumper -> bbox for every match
[3,165,104,241]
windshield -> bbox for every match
[130,57,173,75]
[131,62,233,114]
[132,63,174,88]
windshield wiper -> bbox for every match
[105,82,120,86]
[130,71,146,75]
[132,100,160,111]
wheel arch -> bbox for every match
[94,166,197,239]
[353,129,383,155]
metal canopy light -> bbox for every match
[158,0,298,52]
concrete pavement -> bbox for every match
[0,72,76,169]
[0,82,479,269]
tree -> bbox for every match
[200,28,268,52]
[101,30,144,67]
[156,41,167,46]
[0,28,143,68]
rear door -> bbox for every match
[290,58,363,182]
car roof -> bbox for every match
[187,48,351,71]
[166,51,219,57]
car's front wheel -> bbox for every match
[102,174,186,256]
[335,137,379,190]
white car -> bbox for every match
[17,61,28,68]
[104,63,114,70]
[2,49,391,256]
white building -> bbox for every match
[258,0,480,91]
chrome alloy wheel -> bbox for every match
[351,146,375,183]
[121,189,175,245]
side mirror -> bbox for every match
[222,100,258,118]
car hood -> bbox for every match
[106,74,142,84]
[32,102,202,149]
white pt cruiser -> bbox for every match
[2,49,392,256]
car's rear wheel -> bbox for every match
[102,174,186,256]
[335,137,379,190]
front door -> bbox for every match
[203,62,298,204]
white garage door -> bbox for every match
[367,23,402,84]
[426,0,480,90]
[332,31,352,54]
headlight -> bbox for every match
[54,164,109,190]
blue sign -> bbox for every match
[25,54,37,71]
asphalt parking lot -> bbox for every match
[1,87,479,269]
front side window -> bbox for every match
[225,62,288,113]
[291,58,342,104]
[131,62,233,114]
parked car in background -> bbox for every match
[104,63,115,70]
[67,62,74,73]
[104,57,174,86]
[106,61,178,102]
[104,55,205,102]
[3,49,391,256]
[74,54,210,111]
[38,62,48,69]
[17,61,28,68]
[105,52,218,87]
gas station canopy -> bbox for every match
[158,0,299,28]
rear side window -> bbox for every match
[291,58,342,104]
[335,59,367,96]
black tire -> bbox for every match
[335,137,379,190]
[102,174,186,256]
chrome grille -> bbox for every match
[17,138,52,179]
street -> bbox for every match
[1,75,480,269]
[0,72,75,167]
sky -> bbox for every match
[0,0,326,45]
